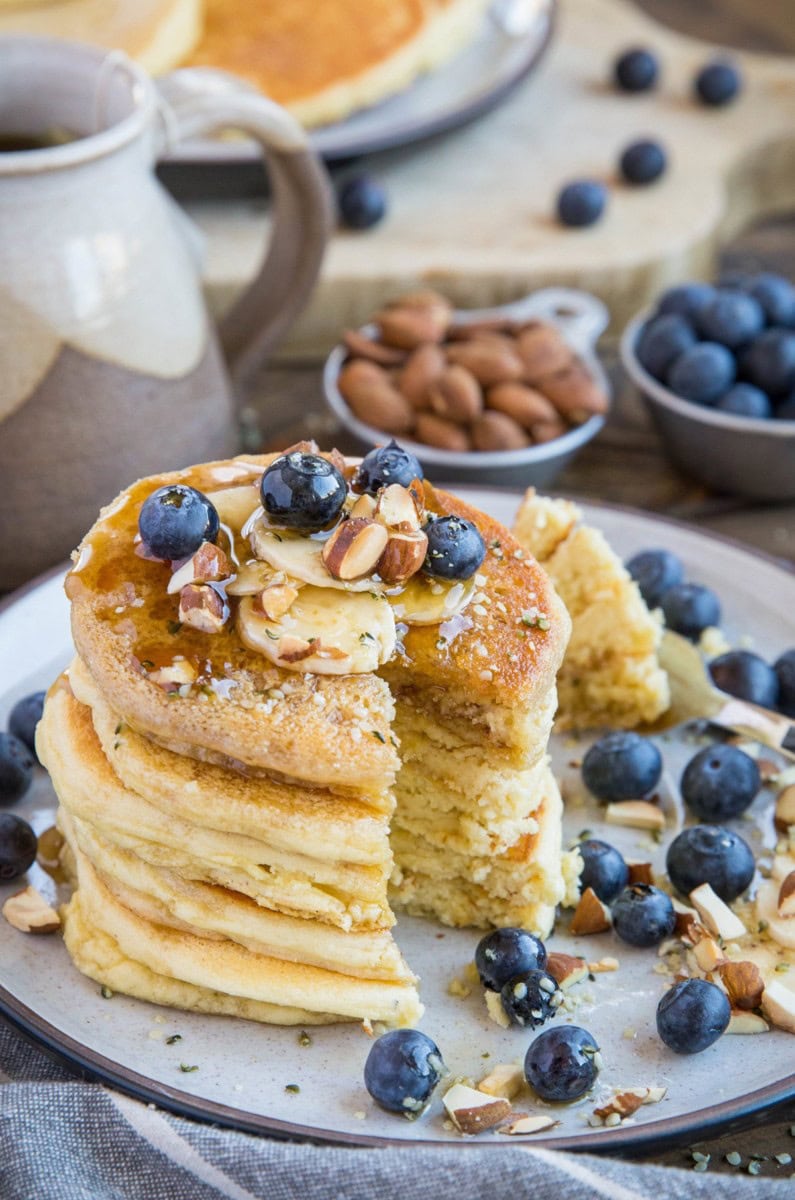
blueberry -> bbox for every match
[0,812,37,880]
[612,884,676,947]
[500,968,559,1028]
[474,927,547,991]
[556,180,607,228]
[613,47,659,93]
[697,290,765,349]
[578,838,629,904]
[636,314,697,381]
[714,383,772,419]
[740,329,795,397]
[748,273,795,328]
[708,650,779,708]
[582,731,662,802]
[660,583,721,640]
[657,283,715,322]
[776,393,795,420]
[8,691,45,761]
[138,485,219,562]
[666,342,736,404]
[625,548,684,608]
[260,452,347,532]
[353,440,423,494]
[363,1029,444,1115]
[666,825,755,902]
[524,1026,600,1102]
[656,978,730,1054]
[0,733,35,808]
[681,744,760,822]
[422,515,485,581]
[774,649,795,717]
[694,59,742,107]
[619,139,666,185]
[338,174,386,231]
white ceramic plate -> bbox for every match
[1,496,793,1152]
[161,0,555,165]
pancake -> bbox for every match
[514,490,670,731]
[189,0,493,129]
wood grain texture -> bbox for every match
[193,0,795,351]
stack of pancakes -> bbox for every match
[39,453,571,1027]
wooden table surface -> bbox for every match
[236,5,795,1173]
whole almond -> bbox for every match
[377,529,428,584]
[486,383,558,430]
[342,330,407,366]
[387,288,452,314]
[339,361,414,434]
[338,359,391,404]
[399,343,446,410]
[471,411,531,451]
[376,305,449,349]
[517,325,573,383]
[530,418,569,444]
[447,317,519,341]
[415,412,472,452]
[428,365,483,424]
[322,518,389,580]
[446,337,523,387]
[540,363,609,424]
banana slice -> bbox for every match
[249,516,383,593]
[238,589,396,675]
[205,486,260,532]
[387,575,476,626]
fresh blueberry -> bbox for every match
[666,342,736,404]
[578,838,629,904]
[625,548,684,608]
[775,649,795,717]
[619,139,666,185]
[613,47,659,92]
[697,290,765,349]
[708,650,779,708]
[656,978,730,1054]
[739,329,795,397]
[660,583,721,640]
[612,884,676,947]
[680,744,760,822]
[657,283,715,322]
[260,452,347,532]
[748,273,795,327]
[474,927,547,991]
[776,393,795,420]
[0,812,37,880]
[666,825,755,902]
[338,174,387,231]
[556,180,607,228]
[0,733,35,808]
[582,731,662,802]
[353,440,423,494]
[8,691,45,761]
[636,314,697,381]
[363,1029,444,1115]
[694,59,742,107]
[500,968,560,1028]
[422,515,485,581]
[714,383,772,419]
[138,485,219,562]
[524,1026,600,1102]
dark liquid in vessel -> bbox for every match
[0,129,78,152]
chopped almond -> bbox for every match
[775,785,795,833]
[277,635,316,663]
[3,886,61,934]
[178,584,227,633]
[726,1009,770,1034]
[546,951,588,989]
[691,936,726,974]
[689,883,748,942]
[777,870,795,918]
[258,583,298,621]
[570,887,612,935]
[442,1084,511,1134]
[321,518,388,581]
[627,862,654,885]
[167,542,230,594]
[500,1114,558,1135]
[605,800,665,831]
[477,1064,524,1100]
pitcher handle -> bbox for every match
[160,71,334,391]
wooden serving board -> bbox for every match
[193,0,795,355]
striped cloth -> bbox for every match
[1,1021,792,1200]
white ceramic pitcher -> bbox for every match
[0,36,333,589]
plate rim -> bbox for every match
[1,497,794,1153]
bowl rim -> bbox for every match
[620,309,795,437]
[321,291,610,472]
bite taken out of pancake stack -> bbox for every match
[38,443,571,1027]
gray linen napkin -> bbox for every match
[1,1021,792,1200]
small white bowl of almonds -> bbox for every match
[323,286,611,486]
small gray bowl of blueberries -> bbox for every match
[621,272,795,500]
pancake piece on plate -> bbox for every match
[513,489,670,731]
[40,445,571,1027]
